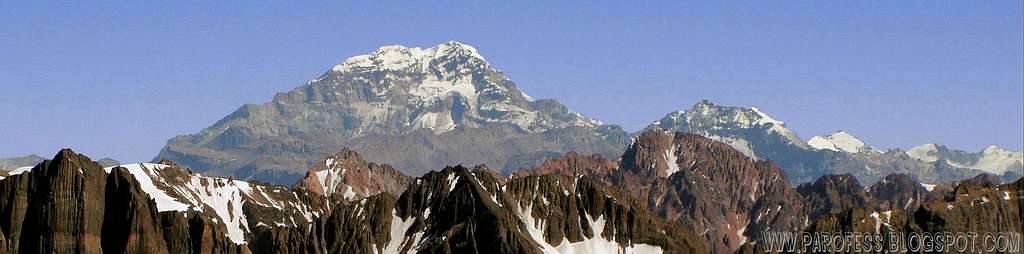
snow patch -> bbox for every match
[920,183,936,191]
[663,144,680,177]
[103,163,191,212]
[380,209,421,254]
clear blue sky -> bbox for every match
[1,1,1022,162]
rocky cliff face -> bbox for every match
[156,41,629,184]
[0,149,249,253]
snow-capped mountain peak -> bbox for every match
[332,40,487,73]
[807,131,875,153]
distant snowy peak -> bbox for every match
[906,143,1023,175]
[650,100,808,150]
[807,131,876,153]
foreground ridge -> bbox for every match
[1,148,709,253]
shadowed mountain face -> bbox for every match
[155,41,629,184]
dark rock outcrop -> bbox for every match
[102,167,170,253]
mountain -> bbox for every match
[907,143,1023,176]
[156,41,629,184]
[4,141,1019,253]
[645,100,991,185]
[807,131,877,153]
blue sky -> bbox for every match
[1,1,1021,162]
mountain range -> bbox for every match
[2,129,1019,253]
[149,41,1021,187]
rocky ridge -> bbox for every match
[3,148,706,253]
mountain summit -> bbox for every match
[155,41,629,183]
